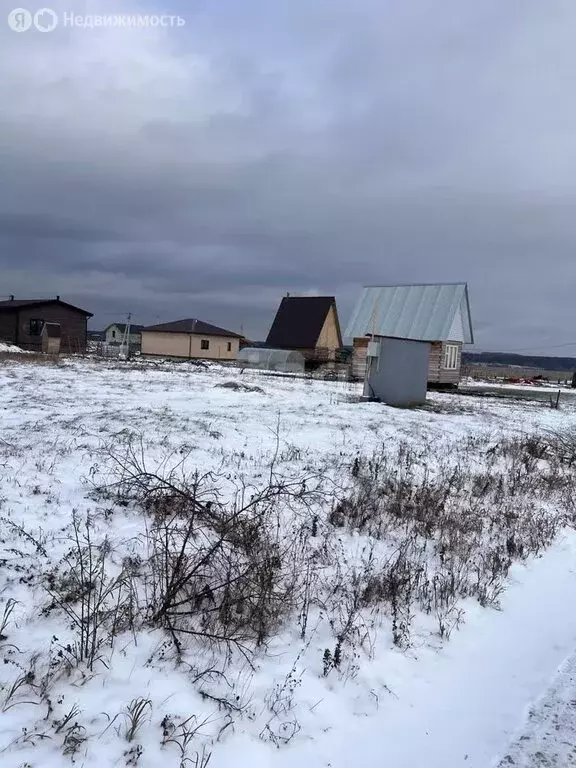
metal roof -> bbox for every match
[344,283,473,344]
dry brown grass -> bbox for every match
[0,352,62,366]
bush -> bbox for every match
[329,434,572,646]
[96,437,323,658]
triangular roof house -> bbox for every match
[266,296,343,350]
[344,282,473,345]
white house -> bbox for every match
[104,323,144,348]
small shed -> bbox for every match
[238,347,305,373]
[365,337,430,406]
[41,322,61,354]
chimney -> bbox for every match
[286,292,290,297]
[56,295,60,301]
[9,295,14,301]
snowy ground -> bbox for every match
[0,356,575,768]
[0,343,31,354]
[497,648,576,767]
[463,378,576,392]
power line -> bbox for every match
[500,341,576,354]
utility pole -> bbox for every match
[120,313,132,360]
[363,292,382,398]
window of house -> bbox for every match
[201,339,210,350]
[443,343,459,370]
[227,342,232,352]
[112,330,116,339]
[29,319,43,336]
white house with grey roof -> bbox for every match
[345,282,473,385]
[104,323,144,348]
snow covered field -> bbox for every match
[0,356,575,768]
[497,648,576,767]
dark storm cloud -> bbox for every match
[0,214,124,243]
[1,0,575,348]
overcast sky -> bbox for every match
[1,0,575,351]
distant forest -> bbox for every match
[463,352,576,372]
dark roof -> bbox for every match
[266,296,342,349]
[142,318,243,338]
[107,323,144,333]
[0,298,93,317]
[42,323,61,338]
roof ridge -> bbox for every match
[344,283,472,344]
[363,282,467,288]
[142,317,242,338]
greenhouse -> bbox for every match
[237,347,305,373]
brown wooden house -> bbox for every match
[345,283,473,386]
[0,297,93,353]
[265,296,343,367]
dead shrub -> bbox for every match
[330,434,573,647]
[42,513,134,670]
[98,436,323,659]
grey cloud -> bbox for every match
[0,0,575,350]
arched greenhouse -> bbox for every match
[237,347,305,373]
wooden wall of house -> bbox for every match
[428,341,462,384]
[317,306,341,350]
[352,337,369,379]
[299,348,321,360]
[353,337,463,385]
[0,313,18,345]
[15,305,88,352]
[427,342,443,382]
[296,348,333,369]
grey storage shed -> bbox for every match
[365,336,430,406]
